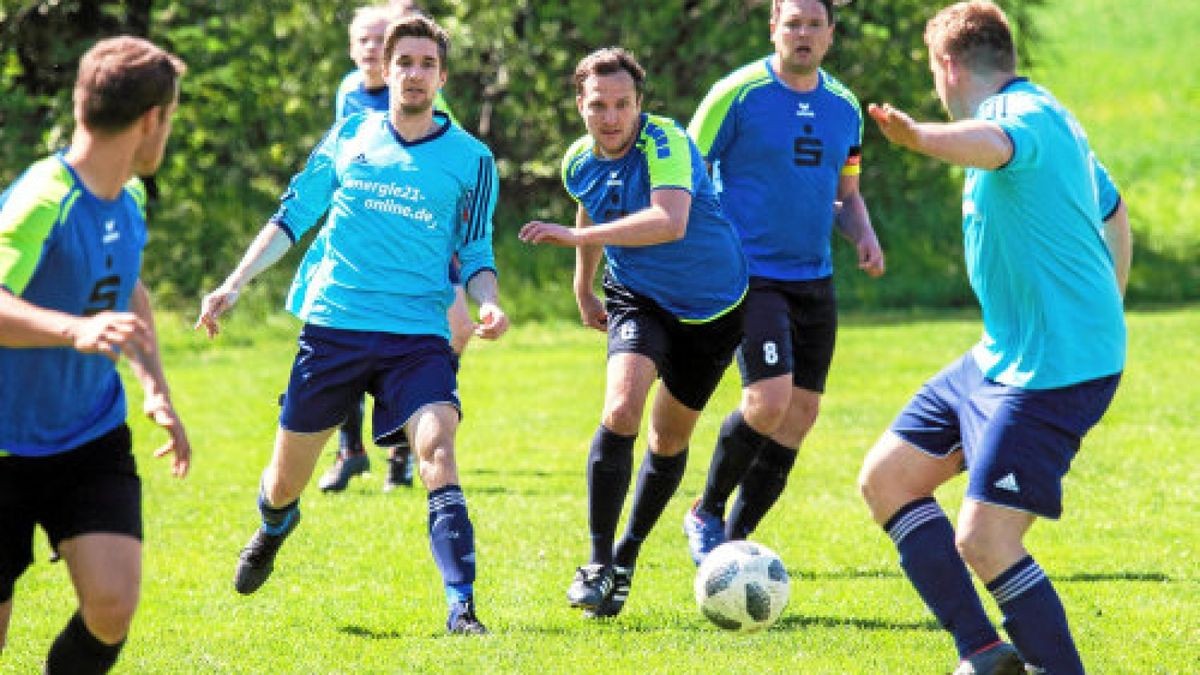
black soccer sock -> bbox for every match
[338,396,366,455]
[726,439,797,539]
[587,425,636,566]
[44,611,124,675]
[697,411,769,518]
[614,448,689,568]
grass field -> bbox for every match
[4,306,1197,673]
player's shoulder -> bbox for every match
[338,69,364,94]
[441,119,494,160]
[818,69,861,112]
[1,156,75,217]
[706,58,774,104]
[562,134,596,182]
[979,78,1053,121]
[642,114,690,144]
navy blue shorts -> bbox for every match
[890,352,1120,519]
[0,423,141,602]
[279,324,460,445]
[736,276,837,392]
[604,275,744,412]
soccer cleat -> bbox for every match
[566,563,614,610]
[683,501,727,566]
[583,565,634,619]
[234,510,300,595]
[953,642,1025,675]
[446,599,489,635]
[317,450,370,492]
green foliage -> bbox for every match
[3,0,1193,317]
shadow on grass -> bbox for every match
[776,613,941,632]
[1054,571,1171,583]
[338,625,406,640]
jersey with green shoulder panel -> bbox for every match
[689,60,862,281]
[0,156,147,456]
[562,113,747,322]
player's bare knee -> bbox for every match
[601,404,642,437]
[81,590,138,643]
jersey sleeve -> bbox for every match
[644,118,695,193]
[0,169,62,294]
[1091,154,1121,221]
[456,153,499,285]
[560,135,593,205]
[269,122,344,241]
[981,93,1041,172]
[334,70,359,121]
[687,77,740,161]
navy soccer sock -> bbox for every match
[257,487,299,536]
[697,411,769,518]
[614,449,688,568]
[44,610,124,675]
[988,555,1084,674]
[885,498,1000,657]
[726,438,796,540]
[428,485,477,603]
[338,397,366,455]
[587,425,635,566]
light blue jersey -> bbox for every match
[273,110,497,339]
[966,78,1125,389]
[562,113,747,322]
[689,61,863,281]
[0,156,147,456]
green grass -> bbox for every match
[4,307,1197,673]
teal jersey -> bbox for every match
[965,78,1125,389]
[0,156,147,455]
[689,60,863,281]
[562,114,747,322]
[274,110,497,339]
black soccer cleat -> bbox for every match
[446,599,489,635]
[566,563,614,610]
[584,565,634,619]
[234,510,300,595]
[317,451,370,493]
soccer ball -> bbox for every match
[694,541,790,632]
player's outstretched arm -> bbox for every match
[128,280,191,478]
[0,288,151,361]
[195,223,293,338]
[465,270,508,341]
[868,103,1012,170]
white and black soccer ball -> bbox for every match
[694,541,790,632]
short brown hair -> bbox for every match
[771,0,835,25]
[924,1,1016,74]
[383,14,450,70]
[573,47,646,97]
[74,36,185,133]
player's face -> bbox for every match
[577,70,642,160]
[350,18,389,82]
[133,97,178,176]
[384,37,447,116]
[771,0,834,76]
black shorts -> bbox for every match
[604,275,744,411]
[0,424,142,600]
[736,276,837,393]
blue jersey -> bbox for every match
[335,70,455,123]
[0,156,147,456]
[274,110,497,339]
[965,78,1125,389]
[562,113,747,322]
[689,61,863,281]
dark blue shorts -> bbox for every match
[736,276,837,392]
[279,324,459,445]
[890,352,1120,519]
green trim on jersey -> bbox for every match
[688,60,772,154]
[821,71,864,147]
[678,284,747,324]
[0,158,76,294]
[641,114,695,189]
[561,134,595,200]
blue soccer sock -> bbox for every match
[698,411,769,518]
[614,448,688,568]
[587,425,635,566]
[257,487,299,536]
[987,555,1084,675]
[885,498,1000,657]
[428,485,476,601]
[726,438,796,540]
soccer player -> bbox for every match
[859,2,1130,672]
[681,0,885,565]
[519,47,748,619]
[319,1,470,494]
[196,15,507,635]
[0,36,191,673]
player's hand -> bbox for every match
[194,285,240,338]
[575,292,607,332]
[474,301,509,340]
[68,311,152,362]
[868,103,922,151]
[144,394,191,478]
[857,236,886,278]
[518,221,579,247]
